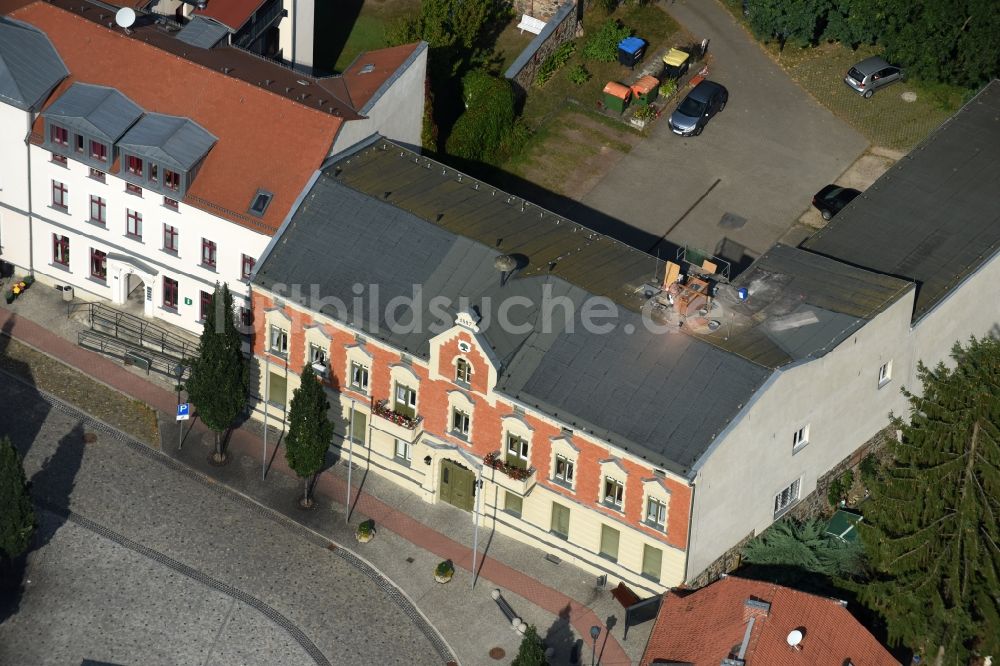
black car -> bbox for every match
[668,80,728,137]
[812,185,861,220]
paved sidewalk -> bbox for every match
[1,303,640,665]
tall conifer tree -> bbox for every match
[0,435,35,564]
[858,336,1000,664]
[186,283,247,463]
[285,364,332,508]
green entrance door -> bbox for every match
[439,459,475,511]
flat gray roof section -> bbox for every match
[117,112,217,171]
[686,244,914,367]
[255,141,775,475]
[0,16,68,111]
[803,80,1000,322]
[42,82,143,143]
[175,16,230,50]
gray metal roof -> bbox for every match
[175,16,229,50]
[42,82,143,143]
[255,142,776,475]
[803,80,1000,322]
[117,112,217,171]
[0,16,68,111]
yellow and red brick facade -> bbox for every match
[252,289,693,593]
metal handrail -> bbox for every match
[78,329,190,379]
[75,302,199,361]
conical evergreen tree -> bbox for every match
[857,336,1000,664]
[285,364,332,508]
[0,435,35,561]
[511,624,546,666]
[186,283,247,463]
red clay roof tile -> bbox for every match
[13,0,343,234]
[641,576,900,666]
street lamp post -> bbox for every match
[590,625,601,666]
[345,399,355,523]
[471,464,484,589]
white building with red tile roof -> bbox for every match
[0,0,425,333]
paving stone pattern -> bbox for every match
[0,379,445,666]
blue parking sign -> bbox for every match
[176,403,191,421]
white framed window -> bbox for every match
[309,343,327,365]
[774,478,801,516]
[455,358,471,384]
[792,425,810,451]
[878,360,892,387]
[553,454,574,486]
[269,325,288,355]
[350,361,369,392]
[394,438,410,462]
[452,408,470,437]
[603,477,624,509]
[646,497,667,530]
[505,433,529,469]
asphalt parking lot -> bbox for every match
[582,0,868,272]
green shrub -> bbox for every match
[435,560,454,577]
[567,64,591,85]
[447,71,516,163]
[633,105,656,121]
[583,18,631,63]
[534,41,577,87]
[859,453,878,482]
[659,80,678,98]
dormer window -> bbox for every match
[90,141,107,161]
[165,170,180,191]
[149,163,159,184]
[127,155,143,176]
[248,190,273,217]
[74,134,84,153]
[50,125,68,146]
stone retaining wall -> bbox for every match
[504,1,581,98]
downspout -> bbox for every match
[25,112,35,276]
[682,477,696,584]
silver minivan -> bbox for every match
[844,56,905,98]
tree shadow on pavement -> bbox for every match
[544,604,582,665]
[0,316,52,622]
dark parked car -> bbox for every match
[844,56,905,98]
[812,185,861,220]
[668,80,728,136]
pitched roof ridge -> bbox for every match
[10,0,349,120]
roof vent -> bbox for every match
[296,79,310,86]
[360,63,375,74]
[222,67,233,74]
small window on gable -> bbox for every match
[456,358,471,384]
[248,190,273,217]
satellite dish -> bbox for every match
[115,7,136,29]
[787,629,804,647]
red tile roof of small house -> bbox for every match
[640,576,899,666]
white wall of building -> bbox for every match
[331,46,428,154]
[27,144,270,333]
[279,0,314,72]
[0,104,35,274]
[685,289,917,581]
[911,251,1000,371]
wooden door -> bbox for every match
[440,459,474,511]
